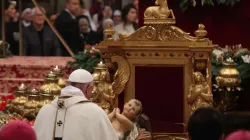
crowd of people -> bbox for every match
[0,0,139,56]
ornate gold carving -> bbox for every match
[195,24,208,40]
[144,0,176,24]
[103,24,115,40]
[91,57,130,113]
[118,25,209,43]
[187,72,213,114]
[153,133,187,140]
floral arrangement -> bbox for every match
[67,45,102,73]
[180,0,241,11]
[212,44,250,81]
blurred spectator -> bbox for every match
[93,5,113,31]
[49,13,58,25]
[78,0,97,31]
[21,8,32,27]
[55,0,82,56]
[0,121,36,140]
[113,10,121,26]
[225,130,250,140]
[187,107,224,140]
[114,4,137,39]
[3,0,20,55]
[23,7,61,56]
[78,15,101,46]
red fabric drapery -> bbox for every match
[139,0,250,48]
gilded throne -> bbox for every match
[93,0,214,138]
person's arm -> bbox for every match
[108,108,116,121]
[52,33,62,56]
[136,129,152,140]
[115,108,134,130]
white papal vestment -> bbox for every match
[34,86,118,140]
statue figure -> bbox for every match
[187,72,213,113]
[91,68,115,114]
[108,99,142,140]
[91,56,130,114]
[144,0,175,19]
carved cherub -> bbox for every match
[108,99,143,140]
[144,0,175,19]
[187,72,213,114]
[91,56,130,114]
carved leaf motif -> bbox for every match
[111,56,130,95]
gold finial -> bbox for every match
[195,24,208,39]
[144,0,176,24]
[103,24,115,40]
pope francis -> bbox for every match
[34,69,118,140]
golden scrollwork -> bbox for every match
[91,56,130,114]
[187,72,213,114]
[117,24,210,43]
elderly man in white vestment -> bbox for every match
[34,69,118,140]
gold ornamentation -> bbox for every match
[195,24,208,40]
[103,24,115,40]
[52,65,67,88]
[187,72,213,114]
[11,83,29,115]
[144,0,176,24]
[91,56,130,113]
[23,88,41,120]
[119,25,209,43]
[40,71,61,97]
[216,58,240,89]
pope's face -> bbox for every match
[123,100,141,119]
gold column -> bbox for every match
[19,0,23,56]
[1,0,6,57]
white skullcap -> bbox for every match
[22,8,32,17]
[68,69,93,84]
[114,10,121,16]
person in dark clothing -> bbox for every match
[187,107,224,140]
[3,1,19,55]
[54,0,82,56]
[23,8,61,56]
[77,15,101,46]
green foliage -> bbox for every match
[67,50,102,73]
[180,0,240,11]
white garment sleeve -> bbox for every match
[97,109,119,140]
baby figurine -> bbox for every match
[108,99,142,140]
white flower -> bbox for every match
[213,49,224,56]
[241,55,250,64]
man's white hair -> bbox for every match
[31,7,46,16]
[102,18,114,29]
[21,8,32,17]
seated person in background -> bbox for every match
[109,99,151,140]
[187,107,224,140]
[225,130,250,140]
[77,15,101,46]
[23,7,62,56]
[0,120,36,140]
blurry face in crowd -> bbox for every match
[5,4,17,19]
[103,6,113,19]
[23,11,32,22]
[133,0,139,9]
[66,0,80,16]
[113,15,121,25]
[50,14,57,24]
[127,8,137,23]
[33,8,45,26]
[79,18,90,33]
